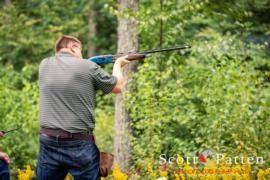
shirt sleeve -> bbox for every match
[91,63,118,94]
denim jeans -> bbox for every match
[36,135,100,180]
[0,159,9,180]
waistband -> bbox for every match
[40,128,95,142]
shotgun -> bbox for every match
[88,45,191,64]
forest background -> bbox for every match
[0,0,269,179]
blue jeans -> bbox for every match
[0,159,9,180]
[36,135,100,180]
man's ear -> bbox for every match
[67,42,75,53]
[70,46,76,54]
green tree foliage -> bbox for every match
[90,0,117,55]
[0,0,90,68]
[123,0,270,174]
[0,65,38,170]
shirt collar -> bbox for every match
[56,51,75,57]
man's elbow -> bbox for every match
[111,77,123,94]
[112,85,123,94]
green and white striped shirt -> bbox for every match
[39,52,117,133]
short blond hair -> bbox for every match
[55,35,82,53]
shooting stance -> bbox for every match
[0,132,10,180]
[36,35,129,179]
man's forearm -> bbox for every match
[113,60,124,89]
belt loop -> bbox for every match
[56,135,59,145]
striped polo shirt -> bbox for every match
[39,52,117,133]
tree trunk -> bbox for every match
[88,6,96,57]
[4,0,11,5]
[114,0,139,173]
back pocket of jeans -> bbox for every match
[71,142,99,167]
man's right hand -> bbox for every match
[112,55,130,93]
[115,55,130,67]
[0,152,11,164]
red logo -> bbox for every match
[199,150,216,165]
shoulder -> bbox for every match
[76,59,107,77]
[81,58,100,71]
[68,58,101,76]
[39,56,54,66]
[39,57,49,69]
[82,58,97,66]
[39,56,56,73]
[87,60,105,76]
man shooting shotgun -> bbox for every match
[89,45,191,64]
[36,35,189,179]
[37,35,130,180]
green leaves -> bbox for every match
[0,65,39,169]
[128,34,270,171]
[123,0,270,173]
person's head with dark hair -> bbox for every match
[55,35,82,58]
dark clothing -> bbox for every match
[39,52,117,133]
[0,160,9,180]
[36,135,100,180]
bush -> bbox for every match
[126,34,270,175]
[0,65,39,172]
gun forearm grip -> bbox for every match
[126,54,146,61]
[88,55,113,64]
[112,54,146,61]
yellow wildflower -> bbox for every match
[147,162,156,178]
[113,162,128,180]
[17,165,35,180]
[159,170,168,177]
[65,174,73,180]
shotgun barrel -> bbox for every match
[88,45,191,64]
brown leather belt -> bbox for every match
[40,128,95,142]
